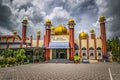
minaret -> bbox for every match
[36,30,40,48]
[30,34,32,47]
[99,16,107,56]
[44,19,52,60]
[13,31,17,42]
[22,17,28,43]
[67,19,75,60]
[90,29,97,59]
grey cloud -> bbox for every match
[0,0,14,31]
[96,0,120,39]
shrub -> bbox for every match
[1,64,6,68]
[0,57,6,65]
[6,57,16,65]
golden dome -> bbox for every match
[54,24,68,35]
[67,30,69,35]
[22,17,28,24]
[13,31,17,35]
[90,29,95,33]
[45,19,51,25]
[37,30,41,35]
[99,16,106,22]
[80,32,88,39]
[68,18,75,24]
[51,26,55,31]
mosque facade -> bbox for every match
[0,16,107,61]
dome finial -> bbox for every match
[22,17,28,24]
[13,30,17,35]
[90,28,95,33]
[37,30,41,35]
[99,16,106,23]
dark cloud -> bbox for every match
[96,0,120,39]
[0,0,13,30]
[0,0,120,39]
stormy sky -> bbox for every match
[0,0,120,39]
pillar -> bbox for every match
[90,29,97,59]
[6,35,9,48]
[30,34,33,47]
[86,35,89,59]
[99,16,107,56]
[36,30,40,48]
[44,19,52,60]
[68,19,75,60]
[22,18,28,43]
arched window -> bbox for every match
[90,53,94,56]
[82,47,86,50]
[83,53,86,56]
[98,53,101,56]
[89,47,94,50]
[97,47,101,50]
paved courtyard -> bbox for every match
[0,63,120,80]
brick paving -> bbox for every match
[0,63,120,80]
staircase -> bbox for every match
[48,59,74,63]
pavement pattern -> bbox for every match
[0,63,120,80]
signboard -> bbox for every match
[51,35,69,42]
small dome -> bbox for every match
[54,24,67,35]
[68,19,74,23]
[90,29,95,33]
[37,30,41,35]
[99,16,106,22]
[13,31,17,35]
[22,17,28,24]
[67,30,69,35]
[51,26,55,31]
[79,32,88,39]
[45,19,51,24]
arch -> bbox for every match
[82,53,86,56]
[89,47,94,50]
[97,47,101,50]
[82,47,86,50]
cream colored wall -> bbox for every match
[89,39,94,48]
[81,39,87,48]
[96,39,102,48]
[50,49,52,59]
[9,44,20,48]
[67,49,69,59]
[39,40,43,47]
[32,40,43,47]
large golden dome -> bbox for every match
[80,32,88,39]
[54,24,68,35]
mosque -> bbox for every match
[0,16,107,62]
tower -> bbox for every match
[36,30,40,48]
[44,19,52,60]
[30,34,33,47]
[67,19,75,60]
[90,29,97,59]
[99,16,107,56]
[22,18,28,43]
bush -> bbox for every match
[0,64,6,68]
[6,57,16,65]
[0,57,7,65]
[39,56,45,62]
